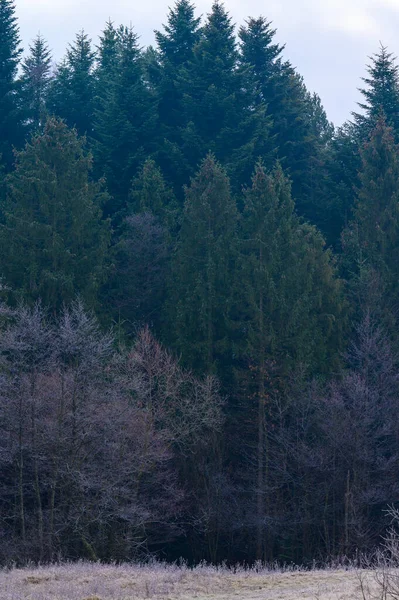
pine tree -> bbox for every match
[237,162,344,559]
[171,154,237,373]
[353,45,399,139]
[156,0,201,70]
[152,0,202,194]
[93,26,156,217]
[324,46,399,248]
[342,117,399,326]
[48,31,95,136]
[238,16,284,107]
[240,162,343,378]
[128,158,177,226]
[172,2,270,190]
[239,17,332,229]
[0,0,23,167]
[0,118,111,311]
[20,34,52,131]
[96,20,120,77]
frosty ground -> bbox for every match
[0,561,380,599]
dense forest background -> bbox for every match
[0,0,399,566]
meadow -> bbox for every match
[0,561,380,600]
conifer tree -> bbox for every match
[103,160,174,334]
[342,117,399,325]
[152,0,202,193]
[96,20,120,78]
[353,45,399,138]
[239,17,332,228]
[172,2,270,190]
[0,0,23,167]
[240,162,343,379]
[324,46,399,247]
[20,35,52,131]
[0,119,110,311]
[237,162,344,558]
[48,31,95,136]
[129,158,177,226]
[156,0,201,70]
[93,26,156,217]
[171,154,237,373]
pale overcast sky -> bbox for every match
[14,0,399,125]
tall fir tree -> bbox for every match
[239,17,332,230]
[158,2,270,196]
[170,153,237,374]
[323,46,399,250]
[152,0,202,193]
[0,118,111,311]
[20,34,52,132]
[0,0,23,168]
[236,162,344,559]
[47,31,95,136]
[353,45,399,139]
[128,158,177,226]
[342,117,399,328]
[93,26,156,217]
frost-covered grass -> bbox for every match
[0,560,377,599]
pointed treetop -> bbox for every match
[96,20,119,72]
[67,30,95,70]
[0,0,22,81]
[239,16,284,72]
[353,44,399,136]
[156,0,201,66]
[199,1,237,66]
[21,34,52,130]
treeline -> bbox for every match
[0,0,399,565]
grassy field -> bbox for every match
[0,561,380,599]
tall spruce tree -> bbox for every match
[239,17,332,229]
[170,154,237,374]
[152,0,202,193]
[128,158,177,226]
[239,162,344,381]
[0,118,110,311]
[159,2,270,195]
[342,117,399,327]
[323,46,399,249]
[93,26,156,217]
[353,45,399,139]
[0,0,23,168]
[237,162,344,559]
[47,31,95,136]
[20,35,52,132]
[156,0,201,69]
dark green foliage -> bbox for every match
[342,117,399,329]
[157,2,271,195]
[93,25,156,216]
[239,17,333,229]
[353,45,399,138]
[171,154,237,373]
[20,35,52,131]
[0,0,23,167]
[47,31,95,136]
[128,158,177,229]
[156,0,201,70]
[0,118,110,310]
[238,162,344,378]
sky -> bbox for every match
[14,0,399,126]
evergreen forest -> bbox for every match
[0,0,399,566]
